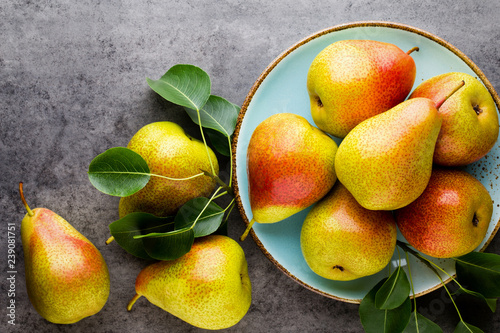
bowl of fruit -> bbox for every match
[232,21,500,305]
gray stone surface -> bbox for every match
[1,1,500,332]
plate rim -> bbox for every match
[231,20,500,303]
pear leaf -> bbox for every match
[108,212,175,260]
[174,197,225,237]
[375,266,411,309]
[454,321,484,333]
[455,252,500,298]
[88,147,150,197]
[360,279,412,333]
[147,64,211,111]
[206,128,232,156]
[403,312,443,333]
[184,95,240,137]
[137,227,195,261]
[454,287,497,312]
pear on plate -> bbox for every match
[127,235,251,330]
[335,81,464,211]
[307,40,418,138]
[395,168,492,258]
[119,121,218,218]
[242,113,338,240]
[409,72,499,166]
[19,183,110,324]
[301,182,397,281]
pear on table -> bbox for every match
[307,39,418,138]
[335,81,465,211]
[301,182,397,281]
[395,168,492,258]
[409,72,499,166]
[119,121,219,218]
[127,235,251,330]
[19,183,110,324]
[242,113,338,240]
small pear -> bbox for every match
[19,183,110,324]
[119,121,218,218]
[301,183,397,281]
[127,235,251,330]
[335,81,464,210]
[242,113,338,240]
[307,40,418,138]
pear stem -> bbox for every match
[240,218,256,241]
[127,293,142,311]
[19,182,34,217]
[406,46,419,55]
[106,236,115,245]
[435,80,465,109]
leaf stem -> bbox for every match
[196,109,216,175]
[201,169,233,196]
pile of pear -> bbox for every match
[245,39,499,282]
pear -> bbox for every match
[119,121,218,218]
[307,40,418,138]
[242,113,338,240]
[301,182,397,281]
[409,72,499,166]
[335,81,464,211]
[395,168,493,258]
[19,183,110,324]
[127,235,251,330]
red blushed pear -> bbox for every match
[409,72,499,166]
[307,40,418,138]
[335,81,465,211]
[19,183,110,324]
[395,169,493,258]
[241,113,338,241]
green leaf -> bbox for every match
[147,64,211,111]
[184,95,240,137]
[360,279,412,333]
[454,287,497,312]
[403,312,443,333]
[454,321,484,333]
[455,252,500,298]
[108,212,175,260]
[88,147,150,197]
[206,128,231,156]
[375,266,411,309]
[140,227,194,261]
[174,197,225,237]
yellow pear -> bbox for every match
[127,235,251,330]
[301,182,397,281]
[19,183,110,324]
[119,121,218,218]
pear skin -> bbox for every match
[127,235,251,330]
[335,98,442,210]
[301,183,397,281]
[243,113,337,239]
[119,121,218,218]
[395,169,492,258]
[409,72,499,166]
[20,183,110,324]
[307,40,417,138]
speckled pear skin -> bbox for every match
[132,235,251,330]
[395,169,492,258]
[247,113,338,223]
[307,40,416,138]
[119,121,218,218]
[335,98,442,211]
[21,208,110,324]
[301,183,397,281]
[409,72,499,166]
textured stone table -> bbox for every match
[2,1,499,332]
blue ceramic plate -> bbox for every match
[232,21,500,303]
